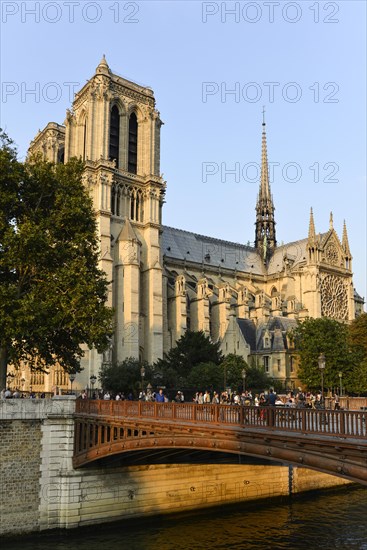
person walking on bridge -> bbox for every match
[334,393,340,410]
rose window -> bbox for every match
[320,274,348,320]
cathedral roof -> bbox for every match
[163,226,353,282]
[162,226,266,275]
[266,237,309,274]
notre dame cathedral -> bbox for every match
[26,57,364,394]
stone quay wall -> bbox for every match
[0,398,350,537]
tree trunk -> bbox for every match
[0,346,8,390]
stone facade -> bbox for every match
[0,398,351,536]
[0,407,42,534]
[25,57,364,393]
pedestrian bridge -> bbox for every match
[74,401,367,486]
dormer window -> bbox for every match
[263,331,271,348]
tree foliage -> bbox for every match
[221,354,248,390]
[291,317,355,393]
[99,358,151,396]
[222,354,274,393]
[249,362,276,393]
[154,330,223,388]
[348,313,367,363]
[0,131,113,388]
[347,313,367,394]
[187,361,223,390]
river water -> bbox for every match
[5,486,367,549]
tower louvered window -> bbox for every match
[128,112,138,174]
[109,105,120,167]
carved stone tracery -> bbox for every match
[324,242,339,266]
[320,273,348,320]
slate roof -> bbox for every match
[267,238,308,274]
[161,226,315,278]
[237,319,257,350]
[256,317,298,352]
[162,226,266,275]
[236,317,297,353]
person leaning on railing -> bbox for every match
[155,388,165,402]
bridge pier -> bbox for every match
[39,397,81,530]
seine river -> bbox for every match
[6,486,367,549]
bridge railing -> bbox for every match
[75,401,367,439]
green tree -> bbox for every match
[349,313,367,363]
[221,354,249,391]
[0,131,113,388]
[348,314,367,394]
[154,330,223,387]
[99,358,151,396]
[291,317,354,393]
[187,361,223,390]
[223,354,273,393]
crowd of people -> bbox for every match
[2,385,342,410]
[90,387,336,409]
[1,388,43,399]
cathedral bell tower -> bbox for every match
[64,56,166,365]
[255,114,276,263]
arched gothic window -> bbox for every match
[116,187,121,217]
[128,112,138,174]
[135,193,140,220]
[109,105,120,167]
[186,295,191,330]
[82,118,87,161]
[130,194,135,219]
[57,146,64,164]
[130,191,143,222]
[111,186,116,215]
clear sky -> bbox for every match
[1,0,366,301]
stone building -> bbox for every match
[25,57,363,393]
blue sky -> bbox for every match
[1,0,366,301]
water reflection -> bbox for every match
[5,486,367,550]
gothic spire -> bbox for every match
[259,108,271,203]
[306,207,318,264]
[96,54,111,75]
[329,211,334,230]
[308,207,316,242]
[342,219,351,256]
[255,110,276,262]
